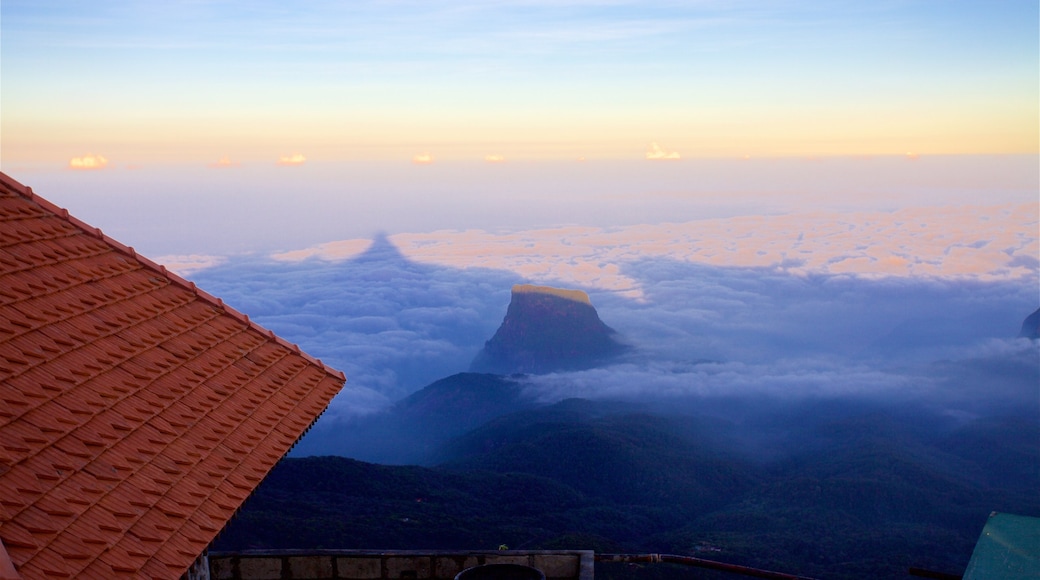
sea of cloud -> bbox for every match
[188,200,1039,431]
[192,235,523,414]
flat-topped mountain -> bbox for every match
[470,284,627,374]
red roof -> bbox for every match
[0,172,346,578]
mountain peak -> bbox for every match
[511,284,592,306]
[470,284,627,374]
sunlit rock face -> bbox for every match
[1020,307,1040,339]
[470,284,627,374]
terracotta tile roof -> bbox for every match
[0,172,346,579]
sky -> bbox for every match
[0,2,1037,430]
[2,0,1037,168]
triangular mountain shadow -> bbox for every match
[351,231,410,263]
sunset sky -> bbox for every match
[2,0,1037,168]
[0,1,1036,422]
[2,1,1037,291]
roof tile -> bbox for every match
[39,487,92,519]
[60,518,112,551]
[0,521,41,550]
[0,384,31,421]
[63,471,110,502]
[96,545,148,575]
[0,172,345,579]
[139,557,181,578]
[1,464,44,499]
[13,505,60,536]
[127,515,166,545]
[22,544,73,578]
[48,531,94,561]
[51,435,96,461]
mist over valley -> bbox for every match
[194,221,1038,578]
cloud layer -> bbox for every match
[163,165,1038,429]
[192,236,523,418]
[273,203,1037,300]
[189,211,1039,427]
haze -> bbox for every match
[1,1,1037,436]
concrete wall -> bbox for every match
[209,550,594,580]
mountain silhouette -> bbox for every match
[470,284,628,374]
[435,399,755,512]
[292,373,537,464]
[390,372,537,444]
[1019,307,1040,339]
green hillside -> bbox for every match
[216,400,1039,579]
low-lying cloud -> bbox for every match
[190,217,1038,426]
[191,236,523,419]
[271,203,1037,301]
[518,338,1039,417]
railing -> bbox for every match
[595,553,818,580]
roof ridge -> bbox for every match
[0,171,343,382]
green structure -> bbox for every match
[963,512,1040,580]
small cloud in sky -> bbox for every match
[484,154,506,163]
[277,153,307,166]
[208,156,239,168]
[68,154,109,170]
[646,142,680,161]
[412,153,434,165]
